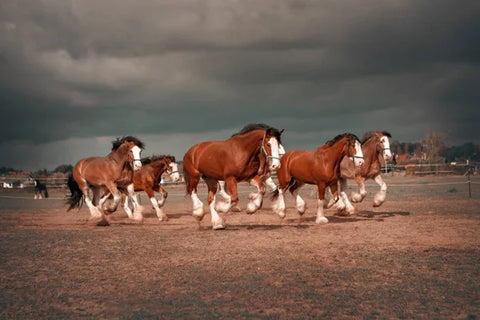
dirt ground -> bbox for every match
[0,175,479,319]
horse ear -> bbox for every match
[279,129,285,134]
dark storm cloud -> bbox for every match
[1,0,479,169]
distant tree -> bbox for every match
[441,142,480,163]
[54,164,73,174]
[421,131,446,162]
[0,167,20,175]
[33,168,49,176]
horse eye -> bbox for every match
[267,143,271,147]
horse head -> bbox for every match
[377,131,393,161]
[112,136,145,171]
[162,155,180,182]
[260,127,284,173]
[335,133,364,167]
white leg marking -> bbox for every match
[191,191,205,219]
[292,189,306,215]
[123,196,134,219]
[373,175,387,207]
[150,197,167,221]
[316,199,329,224]
[265,176,278,192]
[271,189,286,218]
[210,195,225,230]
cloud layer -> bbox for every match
[1,0,479,169]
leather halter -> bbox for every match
[347,138,364,163]
[260,131,280,162]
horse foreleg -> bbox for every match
[337,178,355,215]
[215,181,232,213]
[153,185,168,207]
[246,176,265,214]
[146,188,167,222]
[125,184,143,222]
[81,183,109,226]
[120,193,135,219]
[351,176,367,203]
[206,178,225,230]
[316,183,328,224]
[373,174,387,207]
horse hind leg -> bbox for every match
[290,181,306,216]
[215,181,233,213]
[246,176,265,214]
[206,178,225,230]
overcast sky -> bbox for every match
[1,0,479,170]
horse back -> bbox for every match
[184,140,257,180]
[74,156,124,185]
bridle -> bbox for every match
[260,131,281,162]
[376,136,391,157]
[347,138,364,164]
[164,160,179,176]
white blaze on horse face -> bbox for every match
[354,140,365,167]
[279,144,286,157]
[131,146,142,171]
[267,137,281,171]
[381,136,393,161]
[169,162,180,182]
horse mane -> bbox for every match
[325,133,360,146]
[231,123,283,143]
[141,154,175,165]
[111,136,145,151]
[361,131,392,144]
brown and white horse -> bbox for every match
[331,131,392,214]
[66,136,144,226]
[271,133,364,224]
[183,124,284,230]
[117,155,180,222]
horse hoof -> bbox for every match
[373,201,383,208]
[231,206,241,212]
[212,221,225,230]
[158,215,168,222]
[246,203,258,214]
[315,217,329,224]
[91,218,109,227]
[278,211,286,219]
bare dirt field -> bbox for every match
[1,175,479,319]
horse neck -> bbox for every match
[317,138,350,170]
[107,145,132,170]
[231,130,264,156]
[149,159,168,179]
[362,137,381,167]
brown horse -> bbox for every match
[271,133,364,224]
[66,136,144,226]
[117,155,180,222]
[183,123,284,229]
[330,131,392,214]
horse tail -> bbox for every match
[66,173,83,211]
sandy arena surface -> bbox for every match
[0,175,479,319]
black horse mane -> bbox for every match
[326,133,360,146]
[111,136,145,151]
[231,123,283,143]
[361,131,392,144]
[141,154,175,165]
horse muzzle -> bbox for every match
[133,160,142,171]
[269,160,281,171]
